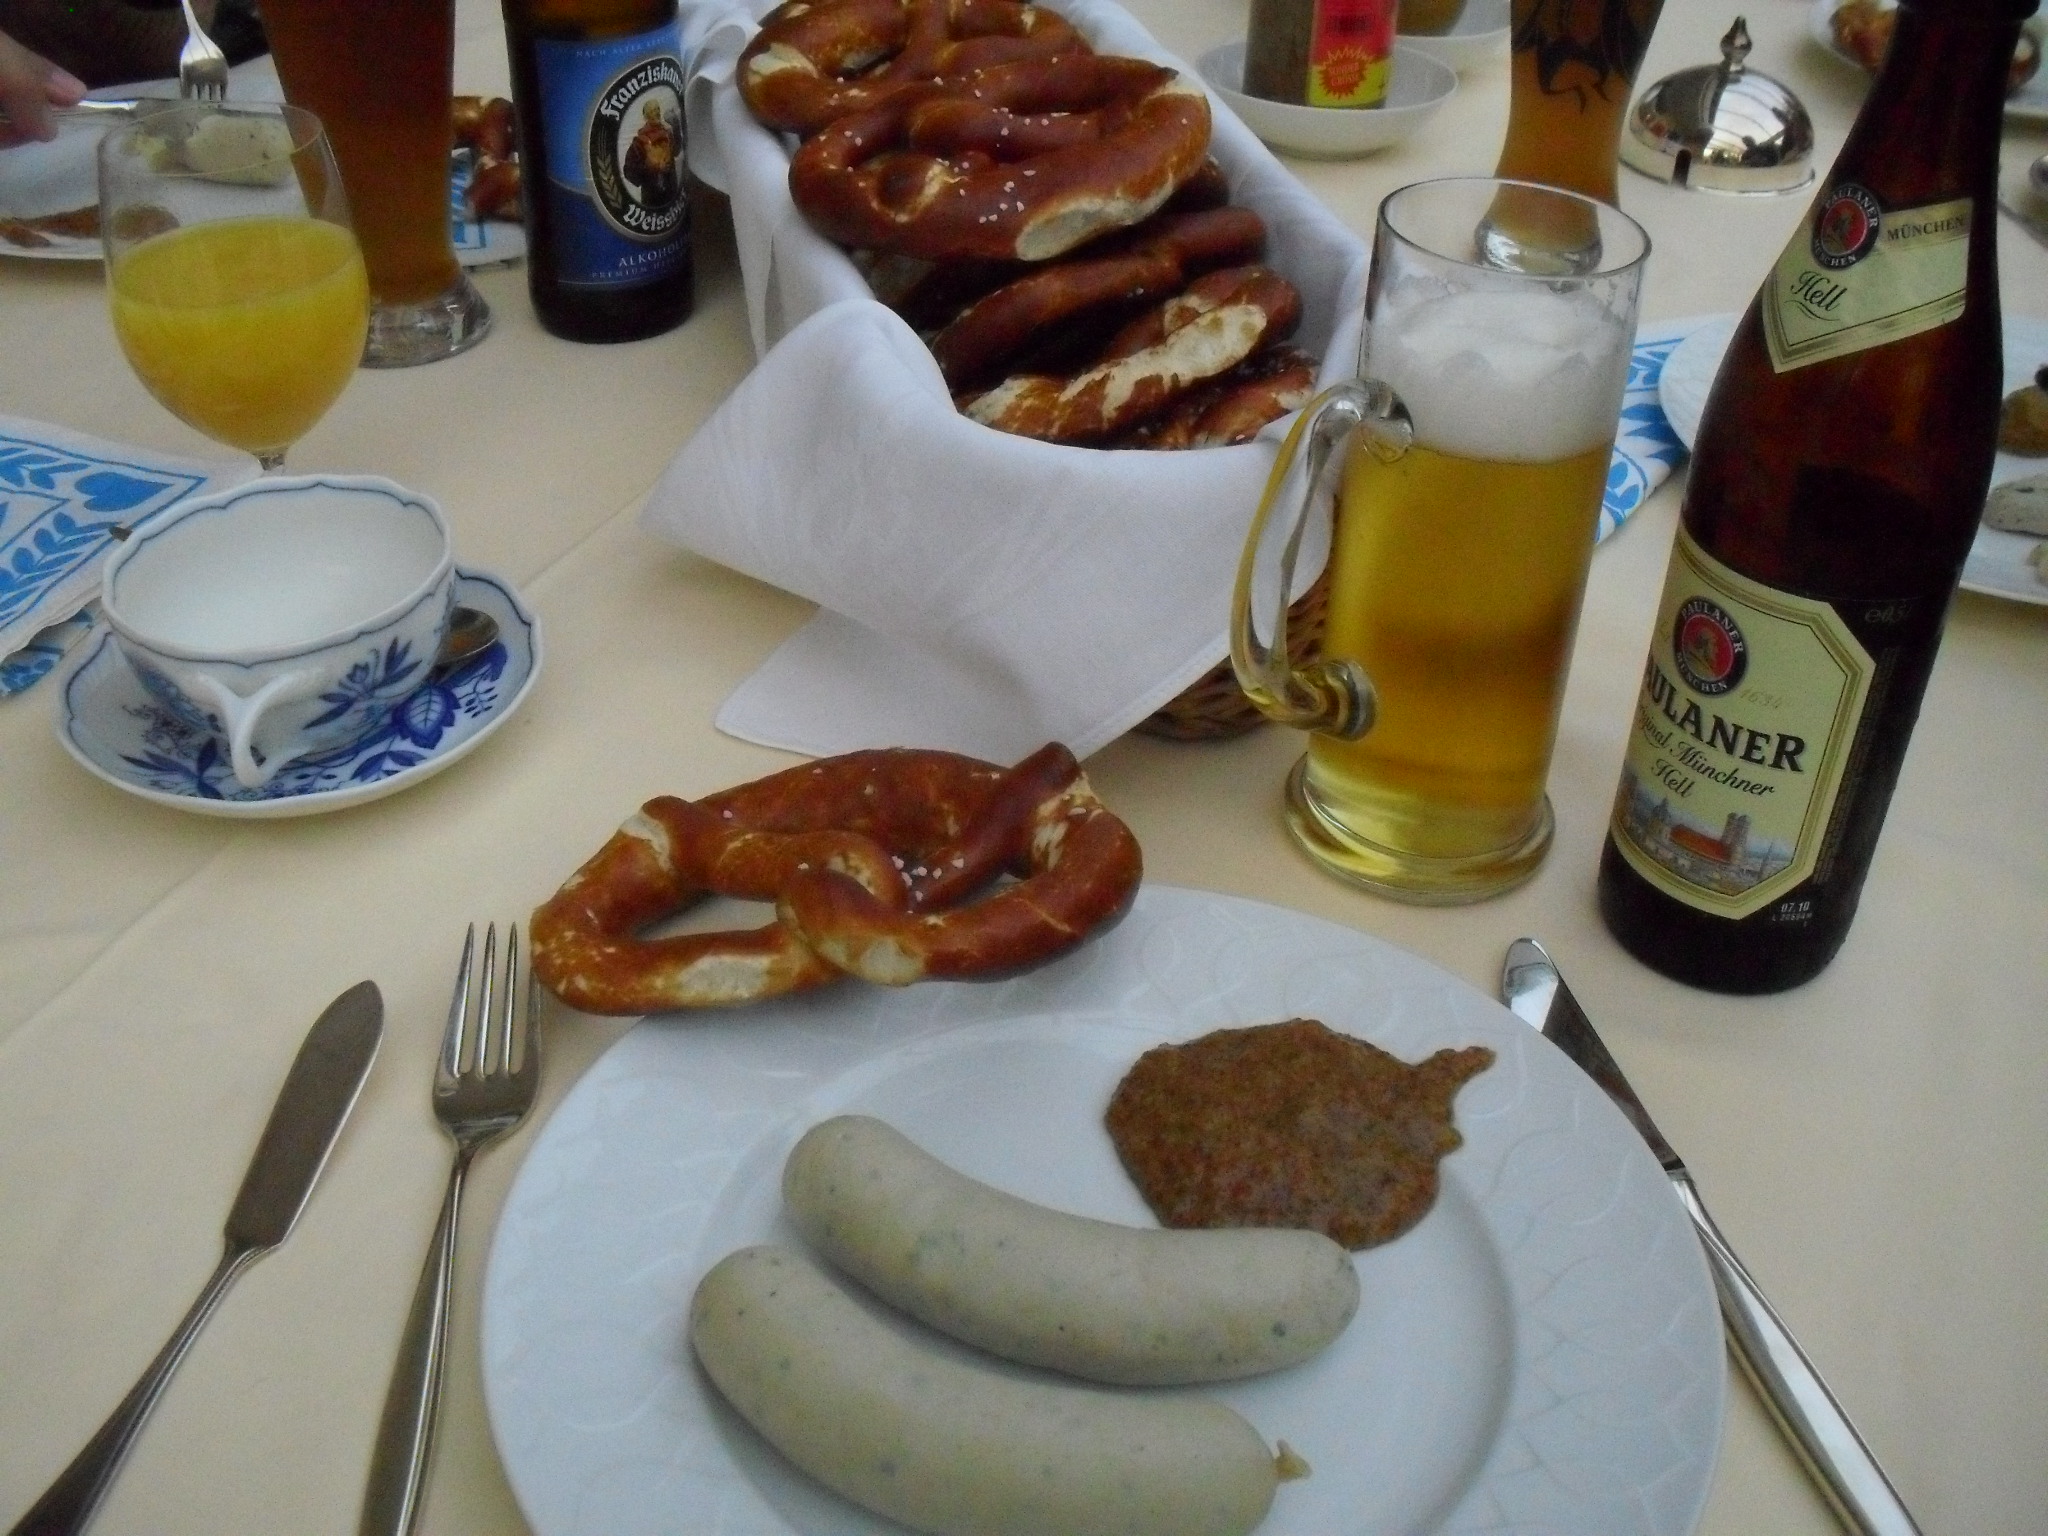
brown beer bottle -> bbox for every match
[501,0,694,341]
[1596,0,2033,993]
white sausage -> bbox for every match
[689,1244,1282,1536]
[781,1114,1359,1386]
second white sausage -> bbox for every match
[781,1113,1360,1385]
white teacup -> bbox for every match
[102,475,455,789]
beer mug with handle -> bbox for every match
[1231,177,1648,903]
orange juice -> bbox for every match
[110,216,369,458]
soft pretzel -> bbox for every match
[739,0,1085,135]
[528,744,1142,1013]
[787,55,1211,263]
[1114,344,1318,450]
[960,264,1302,442]
[929,206,1267,387]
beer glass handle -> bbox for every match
[1230,380,1408,740]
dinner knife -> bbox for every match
[7,980,384,1536]
[1499,940,1920,1536]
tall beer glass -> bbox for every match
[1482,0,1662,270]
[260,0,491,367]
[1231,177,1647,903]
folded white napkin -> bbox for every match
[649,0,1370,762]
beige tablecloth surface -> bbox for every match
[2,1,2044,1532]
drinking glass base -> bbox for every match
[363,273,491,368]
[1282,756,1553,905]
[1474,213,1604,277]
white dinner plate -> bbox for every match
[1658,313,2048,607]
[0,54,525,266]
[482,885,1725,1536]
[55,565,540,816]
[1806,0,2048,125]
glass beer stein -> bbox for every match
[1231,177,1648,903]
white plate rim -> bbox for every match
[1399,0,1512,72]
[1657,312,2048,607]
[53,564,541,816]
[480,883,1726,1536]
[1805,0,2048,124]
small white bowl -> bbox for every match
[1399,0,1512,74]
[1199,40,1457,160]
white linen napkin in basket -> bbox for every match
[650,0,1697,763]
[649,0,1370,763]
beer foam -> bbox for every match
[1367,286,1633,462]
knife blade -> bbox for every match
[1500,940,1920,1536]
[8,981,383,1536]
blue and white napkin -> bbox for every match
[0,418,254,696]
[1600,317,1701,544]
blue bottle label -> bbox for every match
[534,25,689,288]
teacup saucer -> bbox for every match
[55,567,541,818]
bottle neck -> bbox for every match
[1838,0,2031,205]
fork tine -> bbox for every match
[474,922,499,1075]
[512,925,542,1085]
[442,922,477,1079]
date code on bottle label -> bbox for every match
[1610,532,1874,918]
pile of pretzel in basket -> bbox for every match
[738,0,1319,448]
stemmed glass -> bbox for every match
[97,102,369,471]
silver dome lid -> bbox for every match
[1623,17,1815,194]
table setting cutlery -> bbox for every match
[360,925,539,1536]
[5,981,383,1536]
[1500,939,1922,1536]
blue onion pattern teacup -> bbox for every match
[102,475,455,789]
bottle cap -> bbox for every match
[1622,17,1815,194]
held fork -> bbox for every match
[174,0,229,101]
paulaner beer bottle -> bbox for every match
[502,0,694,341]
[1596,0,2034,993]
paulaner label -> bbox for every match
[1763,185,1971,372]
[1610,531,1874,919]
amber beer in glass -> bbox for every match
[261,0,492,366]
[1232,178,1647,902]
[1495,0,1664,204]
[1480,0,1662,270]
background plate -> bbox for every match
[1400,0,1512,74]
[482,885,1725,1536]
[1658,313,2048,607]
[1806,0,2048,125]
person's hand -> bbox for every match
[0,29,86,148]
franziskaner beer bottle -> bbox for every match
[1596,0,2034,993]
[501,0,694,341]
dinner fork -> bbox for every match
[174,0,230,102]
[358,925,540,1536]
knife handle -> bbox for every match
[8,1242,258,1536]
[1671,1175,1923,1536]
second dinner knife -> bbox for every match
[1500,939,1920,1536]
